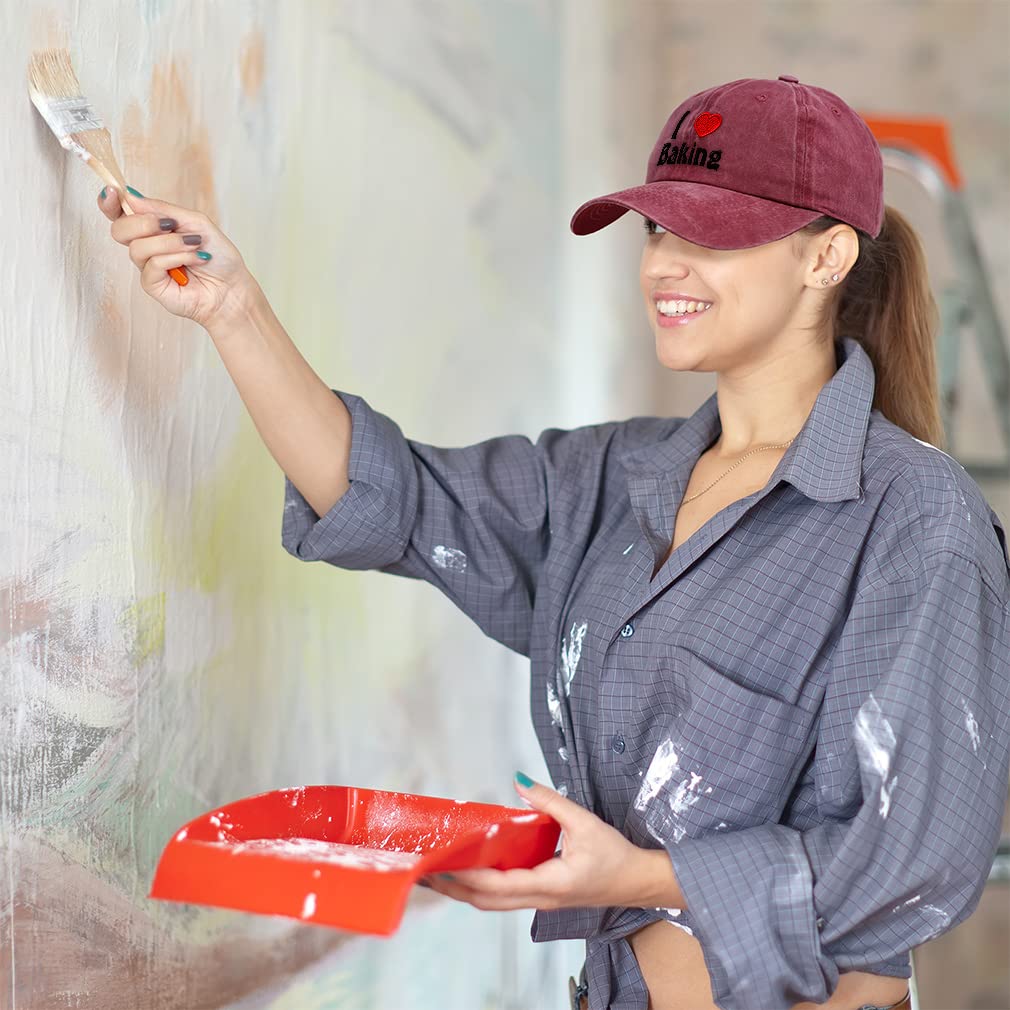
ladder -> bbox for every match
[861,114,1010,483]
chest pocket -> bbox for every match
[625,645,818,847]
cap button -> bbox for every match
[778,74,800,83]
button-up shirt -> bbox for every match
[281,336,1010,1010]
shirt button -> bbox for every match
[620,623,634,638]
[816,916,825,930]
[611,733,626,754]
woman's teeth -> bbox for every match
[656,299,712,316]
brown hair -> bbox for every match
[796,205,946,449]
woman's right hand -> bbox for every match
[97,185,262,332]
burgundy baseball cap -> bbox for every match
[570,74,884,249]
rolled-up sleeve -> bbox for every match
[658,548,1010,1010]
[282,388,584,657]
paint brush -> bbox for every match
[27,47,189,286]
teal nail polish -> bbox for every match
[437,873,455,881]
[515,771,534,788]
[126,185,145,198]
[100,187,106,200]
[196,251,212,260]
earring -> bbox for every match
[820,273,841,285]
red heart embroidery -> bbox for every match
[694,112,722,138]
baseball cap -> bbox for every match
[569,74,884,249]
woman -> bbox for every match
[98,74,1009,1010]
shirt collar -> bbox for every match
[617,335,875,503]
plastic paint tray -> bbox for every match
[149,785,561,935]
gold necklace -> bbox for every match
[682,437,796,503]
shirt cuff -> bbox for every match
[281,388,418,569]
[663,822,835,1009]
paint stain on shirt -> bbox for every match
[854,693,899,818]
[431,545,468,572]
[560,620,588,697]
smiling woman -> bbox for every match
[531,72,1005,1010]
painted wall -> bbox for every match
[4,1,1008,1008]
[4,2,601,1007]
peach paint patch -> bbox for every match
[239,27,266,100]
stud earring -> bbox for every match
[820,273,841,285]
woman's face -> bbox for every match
[638,217,828,373]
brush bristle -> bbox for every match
[27,47,83,101]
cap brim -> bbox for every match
[569,180,824,249]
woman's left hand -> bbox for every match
[419,773,651,911]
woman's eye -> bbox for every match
[643,218,666,235]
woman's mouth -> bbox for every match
[655,298,713,327]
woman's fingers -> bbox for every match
[127,231,203,272]
[100,187,209,244]
[141,249,207,289]
[97,185,124,220]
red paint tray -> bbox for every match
[149,785,561,935]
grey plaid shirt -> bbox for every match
[281,336,1010,1010]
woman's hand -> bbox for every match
[97,186,262,332]
[420,773,656,911]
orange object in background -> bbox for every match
[149,785,562,936]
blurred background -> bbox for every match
[2,1,1007,1008]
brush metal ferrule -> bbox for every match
[35,94,104,139]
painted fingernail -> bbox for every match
[196,251,212,260]
[126,185,145,198]
[515,771,534,788]
[100,187,106,200]
[182,234,203,245]
[159,217,178,231]
[437,873,455,881]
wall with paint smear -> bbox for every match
[3,3,624,1006]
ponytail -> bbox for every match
[798,205,945,449]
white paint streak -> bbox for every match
[622,542,634,555]
[546,681,563,728]
[853,693,898,818]
[666,772,709,843]
[892,894,921,914]
[634,738,679,813]
[919,903,951,938]
[431,545,467,572]
[560,620,588,697]
[910,436,965,468]
[219,837,422,871]
[960,698,986,768]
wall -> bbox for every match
[3,2,599,1007]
